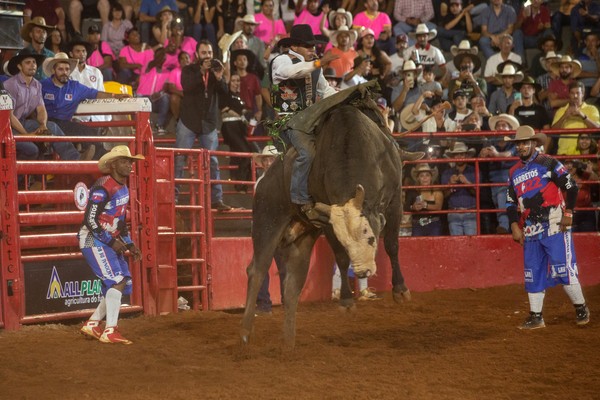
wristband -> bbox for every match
[563,212,573,218]
[313,59,321,69]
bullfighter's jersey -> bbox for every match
[78,175,133,249]
[506,151,576,241]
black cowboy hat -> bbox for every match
[6,48,46,76]
[67,39,94,57]
[453,52,481,73]
[277,24,326,48]
[496,59,523,73]
[230,48,265,79]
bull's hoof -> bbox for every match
[392,285,412,303]
[337,298,356,312]
[240,329,252,345]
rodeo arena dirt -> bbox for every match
[1,89,600,400]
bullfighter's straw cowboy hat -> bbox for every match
[98,145,145,173]
[503,125,546,144]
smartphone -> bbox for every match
[514,92,522,101]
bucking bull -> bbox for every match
[241,83,419,348]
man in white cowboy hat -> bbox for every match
[437,0,474,52]
[237,14,267,68]
[392,0,436,44]
[548,55,582,111]
[20,16,56,81]
[478,0,523,60]
[480,113,520,233]
[488,62,523,115]
[445,40,480,83]
[391,59,422,113]
[509,75,551,132]
[323,26,358,78]
[505,125,590,330]
[40,52,130,158]
[269,24,338,216]
[552,81,600,155]
[536,50,560,114]
[441,141,478,236]
[483,33,522,85]
[138,0,178,44]
[529,34,561,78]
[353,0,393,49]
[79,145,144,344]
[3,49,91,162]
[447,50,487,102]
[403,24,446,81]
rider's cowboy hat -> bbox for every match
[450,40,478,56]
[445,141,476,157]
[20,16,55,42]
[411,163,439,183]
[42,52,78,77]
[6,48,46,76]
[549,55,582,78]
[409,24,437,41]
[277,24,325,48]
[489,113,520,130]
[330,26,358,47]
[98,145,145,173]
[453,52,481,73]
[540,51,561,72]
[513,75,542,92]
[328,8,353,29]
[503,125,546,144]
[494,63,524,84]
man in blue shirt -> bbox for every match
[41,52,130,158]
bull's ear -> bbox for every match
[313,202,332,217]
[351,185,365,209]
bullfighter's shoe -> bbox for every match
[575,304,590,326]
[518,312,545,330]
[80,320,103,340]
[358,288,382,301]
[99,326,133,345]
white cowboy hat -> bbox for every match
[494,63,524,84]
[42,52,78,77]
[445,141,476,157]
[218,30,244,63]
[257,145,281,157]
[98,145,145,173]
[450,40,478,56]
[399,106,421,131]
[489,113,520,130]
[330,26,358,48]
[409,24,437,41]
[328,8,353,29]
[549,55,582,78]
[401,59,420,73]
[411,163,439,183]
[235,14,261,31]
[503,125,546,144]
[540,51,561,72]
[20,16,55,42]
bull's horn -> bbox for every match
[351,185,365,209]
[313,202,332,216]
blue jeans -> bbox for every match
[287,128,315,205]
[491,185,509,231]
[174,120,223,203]
[22,119,80,160]
[448,212,477,236]
[149,93,170,127]
[393,21,437,46]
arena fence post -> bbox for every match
[0,93,23,330]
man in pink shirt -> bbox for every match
[136,48,171,135]
[86,24,116,81]
[254,0,287,45]
[294,0,326,35]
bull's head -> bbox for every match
[313,185,383,278]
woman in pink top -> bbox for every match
[254,0,287,45]
[164,21,198,72]
[293,0,326,35]
[166,51,191,120]
[137,48,171,135]
[118,27,154,87]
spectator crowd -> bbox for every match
[1,0,600,231]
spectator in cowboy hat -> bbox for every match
[447,50,487,102]
[548,55,582,111]
[3,49,90,163]
[552,81,600,155]
[321,7,352,39]
[483,33,522,85]
[405,163,443,236]
[324,26,358,78]
[391,59,422,113]
[323,67,342,88]
[20,16,56,80]
[536,50,561,114]
[151,6,176,46]
[403,24,447,81]
[445,40,480,82]
[138,0,178,44]
[509,75,551,132]
[488,62,523,115]
[236,14,266,67]
[479,113,520,233]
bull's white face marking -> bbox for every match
[328,199,378,278]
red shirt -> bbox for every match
[548,78,574,106]
[239,73,261,112]
[518,5,551,36]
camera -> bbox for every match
[572,160,586,176]
[210,59,224,71]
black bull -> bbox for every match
[241,101,411,348]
